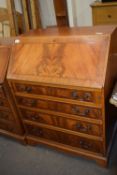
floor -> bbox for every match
[0,134,117,175]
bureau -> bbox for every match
[91,2,117,25]
[0,45,25,142]
[7,26,117,166]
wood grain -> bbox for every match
[8,35,109,88]
[0,47,10,84]
[7,26,117,167]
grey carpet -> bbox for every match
[0,134,117,175]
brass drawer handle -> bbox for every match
[82,109,90,116]
[76,123,92,132]
[79,140,92,149]
[71,91,79,99]
[32,115,39,121]
[72,107,79,114]
[18,86,32,93]
[30,100,37,107]
[25,86,32,93]
[83,92,92,101]
[71,91,92,101]
[72,107,90,116]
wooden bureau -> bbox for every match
[0,45,25,142]
[91,2,117,25]
[7,26,117,166]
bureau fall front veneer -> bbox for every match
[7,26,117,166]
[0,45,25,142]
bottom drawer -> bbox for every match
[0,98,9,108]
[0,120,16,133]
[25,124,104,154]
[0,110,14,122]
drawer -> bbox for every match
[0,110,14,122]
[0,98,9,108]
[21,109,102,136]
[0,85,6,98]
[13,83,101,104]
[25,124,103,154]
[0,120,16,133]
[17,97,102,119]
[94,7,117,24]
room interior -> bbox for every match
[0,1,117,175]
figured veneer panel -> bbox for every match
[21,109,102,136]
[8,37,109,88]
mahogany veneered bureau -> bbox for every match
[0,45,25,142]
[7,26,117,166]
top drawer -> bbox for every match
[13,83,101,105]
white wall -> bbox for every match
[15,0,22,13]
[0,0,22,12]
[71,0,95,26]
[39,0,57,28]
[57,0,97,27]
[0,0,6,8]
[66,0,74,27]
[38,0,96,28]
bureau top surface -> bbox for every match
[21,25,117,37]
[0,46,10,84]
[7,26,117,89]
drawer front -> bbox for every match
[25,124,103,154]
[0,120,16,133]
[13,83,101,104]
[22,109,102,136]
[17,97,102,119]
[0,110,14,122]
[95,7,117,24]
[0,98,9,108]
[0,86,6,98]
